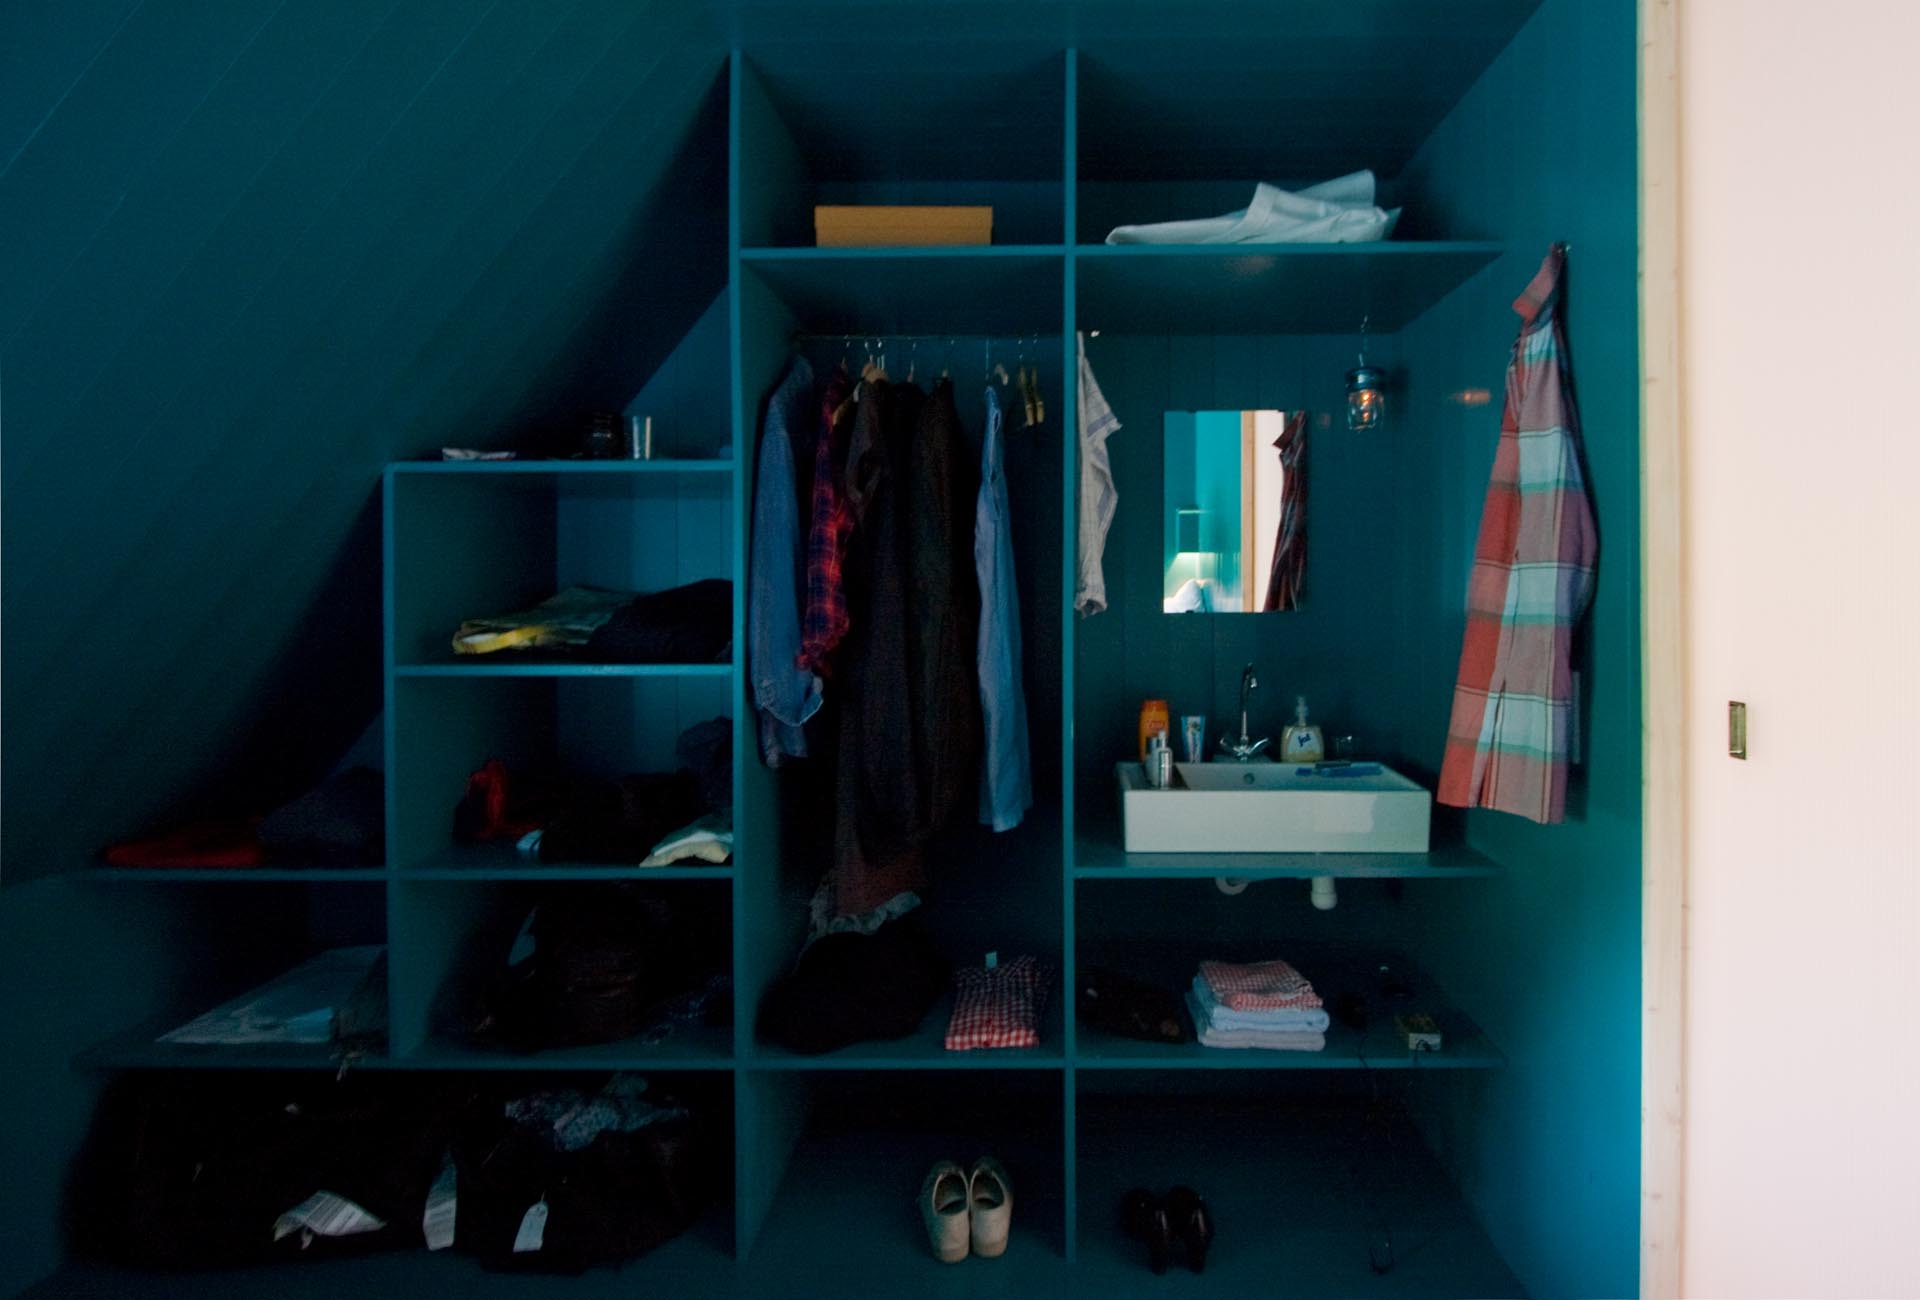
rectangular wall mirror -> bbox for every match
[1163,409,1307,613]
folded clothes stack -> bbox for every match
[1185,958,1328,1051]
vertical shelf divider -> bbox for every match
[382,467,403,1057]
[1059,44,1081,1264]
[726,45,757,1264]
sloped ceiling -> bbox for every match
[1,0,729,883]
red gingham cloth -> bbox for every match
[797,365,855,677]
[1198,959,1323,1012]
[945,955,1053,1051]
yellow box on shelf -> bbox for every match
[813,205,992,247]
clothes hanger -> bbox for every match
[1015,337,1036,428]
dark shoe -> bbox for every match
[1165,1186,1214,1274]
[1121,1188,1171,1275]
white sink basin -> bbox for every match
[1117,761,1432,854]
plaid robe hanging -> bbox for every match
[1436,245,1597,825]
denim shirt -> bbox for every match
[975,386,1033,831]
[750,356,821,765]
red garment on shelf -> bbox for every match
[945,955,1053,1051]
[104,820,265,869]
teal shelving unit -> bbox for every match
[55,2,1650,1292]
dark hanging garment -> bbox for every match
[832,381,927,915]
[798,365,856,677]
[905,377,982,836]
[1261,410,1309,611]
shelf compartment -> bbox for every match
[45,1073,738,1293]
[742,1071,1067,1269]
[389,877,732,1061]
[1075,242,1502,334]
[388,674,731,872]
[748,990,1065,1071]
[1072,7,1542,237]
[1073,1080,1524,1296]
[1069,939,1504,1072]
[386,462,731,670]
[1074,823,1502,879]
[735,50,1067,248]
[739,252,1064,336]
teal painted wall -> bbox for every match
[1390,1,1642,1294]
[2,0,728,888]
[1191,410,1242,601]
[2,5,729,1290]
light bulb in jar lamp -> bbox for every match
[1345,315,1386,432]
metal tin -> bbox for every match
[1145,744,1173,790]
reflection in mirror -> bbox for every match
[1163,410,1307,613]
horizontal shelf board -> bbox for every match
[78,1022,735,1072]
[1074,1019,1504,1070]
[398,844,734,882]
[387,458,733,476]
[406,1022,734,1070]
[76,1022,393,1072]
[74,866,387,883]
[393,661,732,679]
[1074,827,1502,878]
[740,247,1065,335]
[1075,240,1504,333]
[747,992,1064,1070]
[28,1215,738,1297]
[741,243,1065,261]
[399,865,734,882]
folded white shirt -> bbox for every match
[641,813,732,866]
[1106,171,1401,246]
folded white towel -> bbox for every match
[1186,991,1328,1052]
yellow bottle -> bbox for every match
[1281,695,1325,763]
[1138,699,1170,760]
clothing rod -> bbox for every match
[792,332,1053,342]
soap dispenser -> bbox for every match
[1281,696,1325,763]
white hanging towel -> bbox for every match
[1075,332,1122,616]
[1105,170,1401,245]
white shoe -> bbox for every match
[921,1160,970,1263]
[967,1157,1013,1259]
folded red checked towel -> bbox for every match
[1197,958,1323,1012]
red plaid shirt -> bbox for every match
[798,365,854,676]
[945,955,1053,1051]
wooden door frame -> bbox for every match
[1639,0,1685,1295]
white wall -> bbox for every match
[1681,3,1920,1295]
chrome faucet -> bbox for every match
[1219,662,1271,761]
